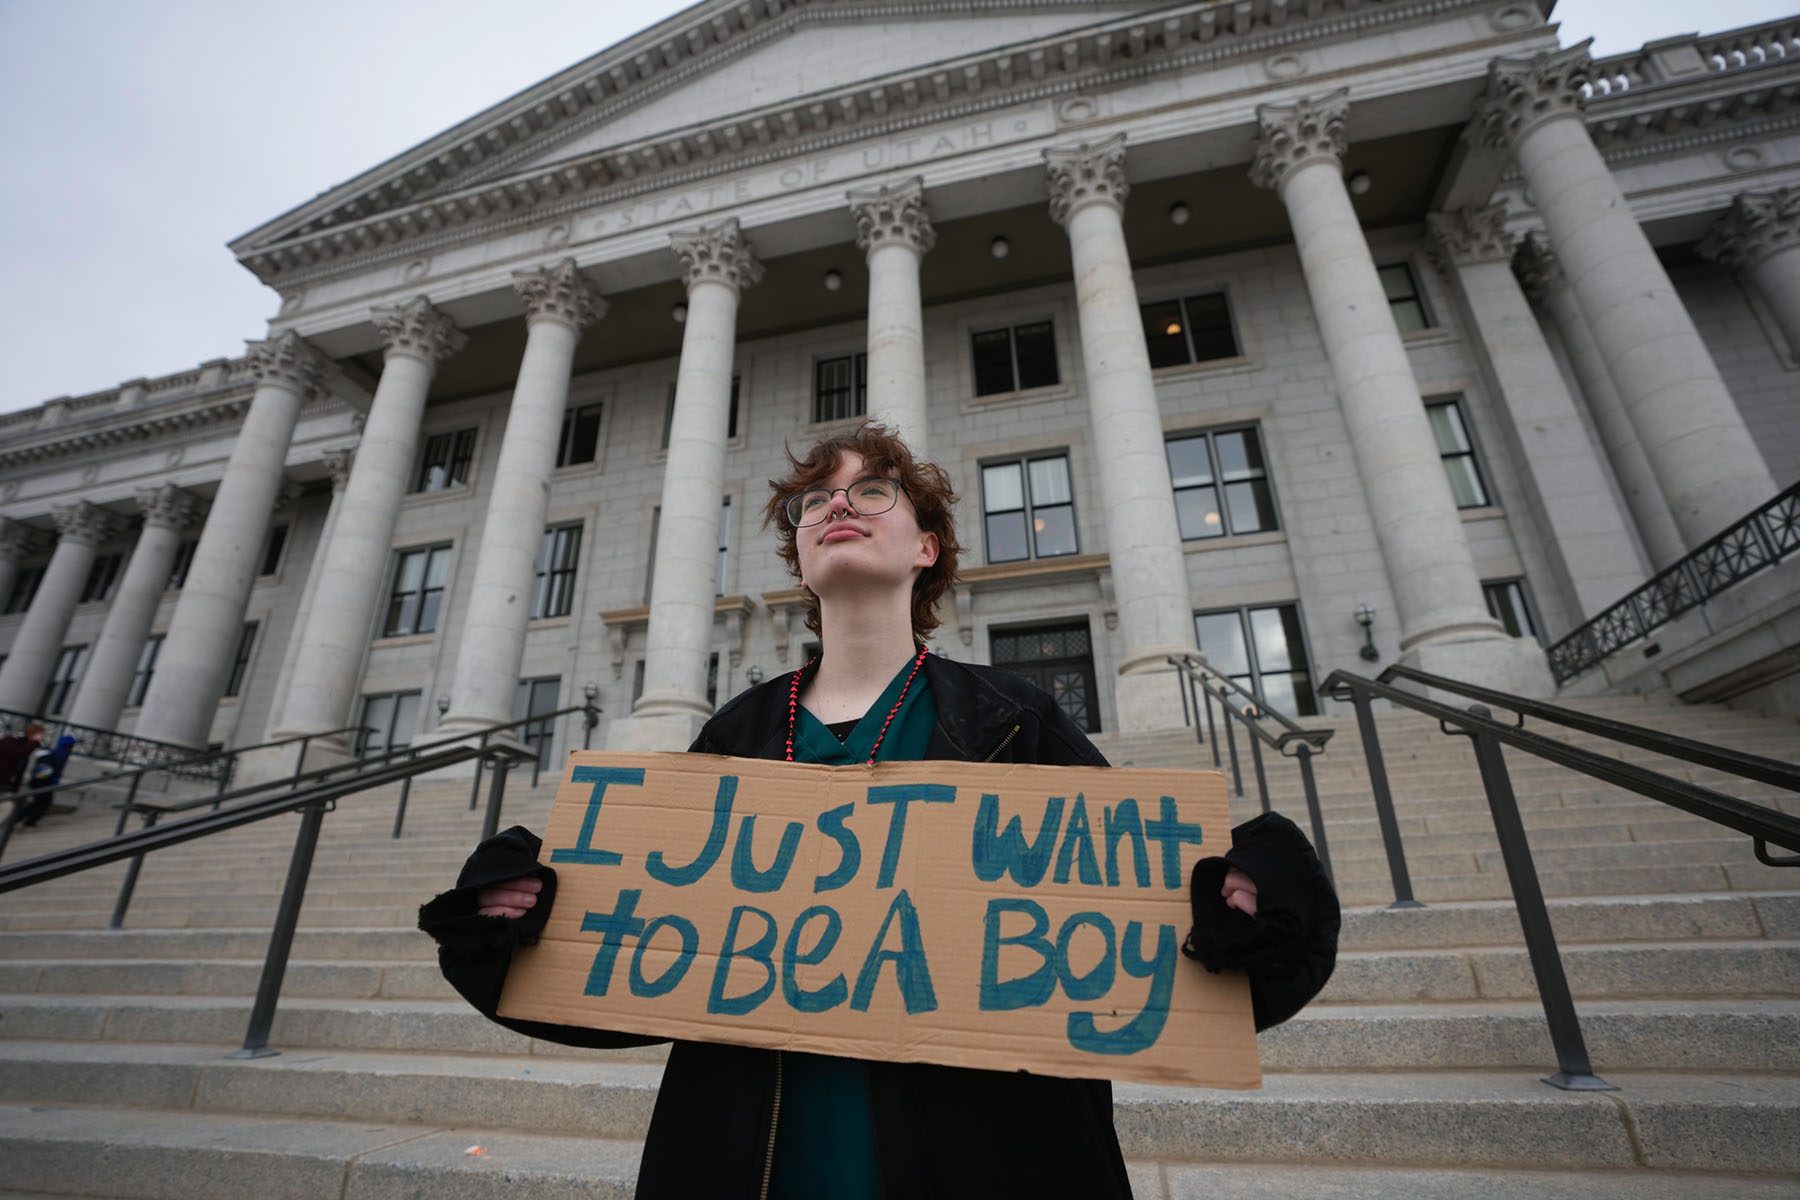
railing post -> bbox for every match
[468,734,488,811]
[292,736,310,789]
[1348,688,1423,909]
[1174,661,1193,729]
[391,774,413,840]
[481,754,513,843]
[1202,685,1221,769]
[531,720,544,789]
[1246,716,1272,815]
[1292,742,1334,886]
[1464,706,1613,1092]
[583,704,598,751]
[0,801,20,864]
[1220,697,1245,799]
[109,810,160,929]
[233,799,328,1059]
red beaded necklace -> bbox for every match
[785,643,930,764]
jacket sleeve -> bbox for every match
[1182,811,1340,1032]
[418,824,665,1050]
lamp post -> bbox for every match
[1355,604,1379,662]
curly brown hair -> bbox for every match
[763,422,962,643]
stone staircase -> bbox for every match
[0,693,1797,1198]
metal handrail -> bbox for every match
[382,701,599,838]
[1322,667,1800,1093]
[1167,655,1335,885]
[0,705,210,775]
[1546,481,1800,684]
[0,739,536,1059]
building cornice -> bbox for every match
[237,0,1512,289]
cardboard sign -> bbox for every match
[498,752,1259,1089]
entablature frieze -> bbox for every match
[237,0,1534,291]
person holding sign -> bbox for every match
[421,423,1338,1199]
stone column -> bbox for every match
[612,221,762,751]
[1700,187,1800,361]
[1514,234,1686,569]
[849,178,935,453]
[265,449,355,739]
[65,486,205,731]
[0,502,126,713]
[1428,206,1645,621]
[0,518,45,618]
[1472,44,1776,547]
[135,332,325,746]
[1253,93,1547,692]
[276,299,465,747]
[1044,134,1196,730]
[441,261,604,735]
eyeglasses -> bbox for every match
[784,477,904,527]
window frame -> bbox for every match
[1165,425,1282,542]
[166,540,197,591]
[80,552,124,604]
[356,690,422,756]
[978,452,1079,564]
[1482,578,1541,643]
[532,523,583,620]
[1424,398,1493,510]
[1378,261,1433,333]
[1140,289,1242,369]
[413,426,479,493]
[555,401,605,469]
[811,352,868,424]
[4,565,44,615]
[383,544,454,638]
[970,318,1061,398]
[258,524,289,578]
[127,633,163,708]
[41,644,87,715]
[1191,602,1320,717]
[222,623,259,699]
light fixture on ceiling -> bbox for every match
[1168,201,1190,226]
[1204,510,1221,526]
[1347,170,1372,196]
[672,302,688,323]
[990,235,1011,259]
[1164,320,1182,336]
[824,269,843,292]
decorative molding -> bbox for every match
[372,296,468,368]
[1469,42,1592,151]
[761,587,810,665]
[1249,88,1348,192]
[134,484,205,533]
[1511,231,1565,304]
[0,396,254,471]
[600,594,757,674]
[274,479,306,516]
[246,331,328,397]
[0,516,49,562]
[848,176,936,257]
[1698,187,1800,271]
[1044,132,1129,227]
[1426,204,1513,272]
[52,500,125,548]
[513,257,608,330]
[671,219,764,296]
[322,447,357,491]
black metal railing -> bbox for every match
[0,738,537,1058]
[1167,656,1335,885]
[1547,480,1800,683]
[387,701,600,839]
[0,706,226,780]
[1323,664,1800,1092]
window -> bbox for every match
[981,454,1076,563]
[76,553,121,604]
[384,545,452,637]
[813,354,867,423]
[223,623,258,698]
[414,428,477,492]
[1141,291,1239,368]
[990,621,1100,733]
[1166,428,1279,541]
[662,376,740,449]
[259,525,288,577]
[1380,263,1430,333]
[556,403,603,468]
[357,690,421,756]
[532,524,582,619]
[40,645,86,715]
[1193,604,1317,717]
[1483,580,1539,642]
[1426,400,1490,509]
[167,540,196,591]
[972,320,1059,396]
[514,677,562,773]
[645,499,731,602]
[4,566,43,614]
[127,634,163,708]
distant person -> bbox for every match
[0,722,44,794]
[19,733,76,827]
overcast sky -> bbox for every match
[1,0,1793,414]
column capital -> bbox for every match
[1044,133,1129,226]
[1469,42,1592,151]
[0,516,48,562]
[1698,187,1800,271]
[373,295,467,368]
[1249,89,1349,192]
[1426,204,1514,272]
[134,484,205,533]
[52,500,124,548]
[1511,231,1565,304]
[512,258,608,330]
[848,177,936,257]
[321,447,356,492]
[670,219,764,296]
[246,330,328,397]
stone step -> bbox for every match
[2,993,1793,1072]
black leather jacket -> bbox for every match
[420,655,1339,1199]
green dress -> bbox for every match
[768,658,938,1200]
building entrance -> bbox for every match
[989,620,1100,733]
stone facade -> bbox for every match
[3,1,1798,755]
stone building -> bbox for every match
[1,0,1796,767]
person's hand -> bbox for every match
[476,874,542,918]
[1221,867,1258,917]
